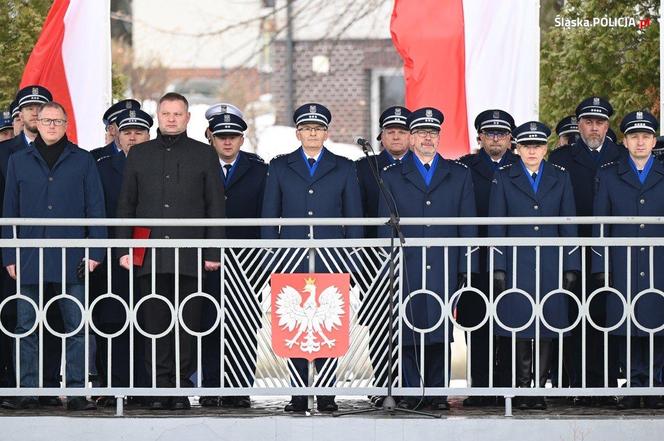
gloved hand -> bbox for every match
[563,271,579,291]
[493,270,507,293]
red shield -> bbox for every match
[271,273,350,361]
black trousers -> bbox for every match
[138,274,200,388]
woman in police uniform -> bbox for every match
[488,121,580,410]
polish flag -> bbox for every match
[20,0,111,149]
[391,0,540,158]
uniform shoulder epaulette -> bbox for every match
[600,160,619,169]
[551,163,566,172]
[498,163,514,170]
[451,160,468,169]
[96,154,112,163]
[271,153,287,161]
[245,152,265,163]
[459,153,474,162]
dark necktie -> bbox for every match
[590,149,600,161]
[531,172,537,180]
[424,163,431,171]
[307,157,316,167]
[223,163,232,179]
[638,169,643,174]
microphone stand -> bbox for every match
[334,140,438,418]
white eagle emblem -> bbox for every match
[636,111,643,120]
[394,108,401,116]
[593,97,600,106]
[530,122,538,131]
[310,105,317,114]
[275,277,344,354]
[224,114,231,122]
[425,109,433,118]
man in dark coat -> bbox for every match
[489,121,579,411]
[115,92,225,411]
[378,107,478,411]
[90,99,141,160]
[592,110,664,410]
[548,97,624,404]
[199,112,267,409]
[0,87,65,410]
[458,109,518,406]
[261,103,363,412]
[2,102,106,411]
[93,109,153,406]
[355,105,410,405]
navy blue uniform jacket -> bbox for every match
[378,153,478,345]
[592,158,664,337]
[488,160,580,338]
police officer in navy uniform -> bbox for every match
[0,86,53,182]
[90,99,141,160]
[261,103,363,412]
[592,110,664,410]
[355,105,410,404]
[458,109,518,406]
[92,109,153,407]
[9,99,22,135]
[554,115,580,148]
[548,96,624,405]
[200,112,267,409]
[378,107,478,411]
[0,111,14,142]
[489,121,580,410]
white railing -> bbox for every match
[0,217,663,415]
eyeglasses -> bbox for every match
[482,130,510,139]
[412,129,440,138]
[38,118,67,126]
[297,126,327,134]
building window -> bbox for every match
[370,68,405,146]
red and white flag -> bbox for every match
[21,0,111,149]
[271,273,350,361]
[391,0,540,158]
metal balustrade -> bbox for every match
[0,217,663,416]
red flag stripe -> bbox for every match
[390,0,470,158]
[20,0,78,144]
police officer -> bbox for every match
[555,115,580,148]
[489,121,580,410]
[261,102,363,412]
[548,96,624,405]
[355,105,410,404]
[92,109,153,407]
[0,112,14,142]
[0,85,53,180]
[458,109,518,406]
[10,99,22,135]
[378,107,477,411]
[90,99,141,160]
[200,112,267,409]
[592,110,664,410]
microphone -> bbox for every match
[354,136,372,153]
